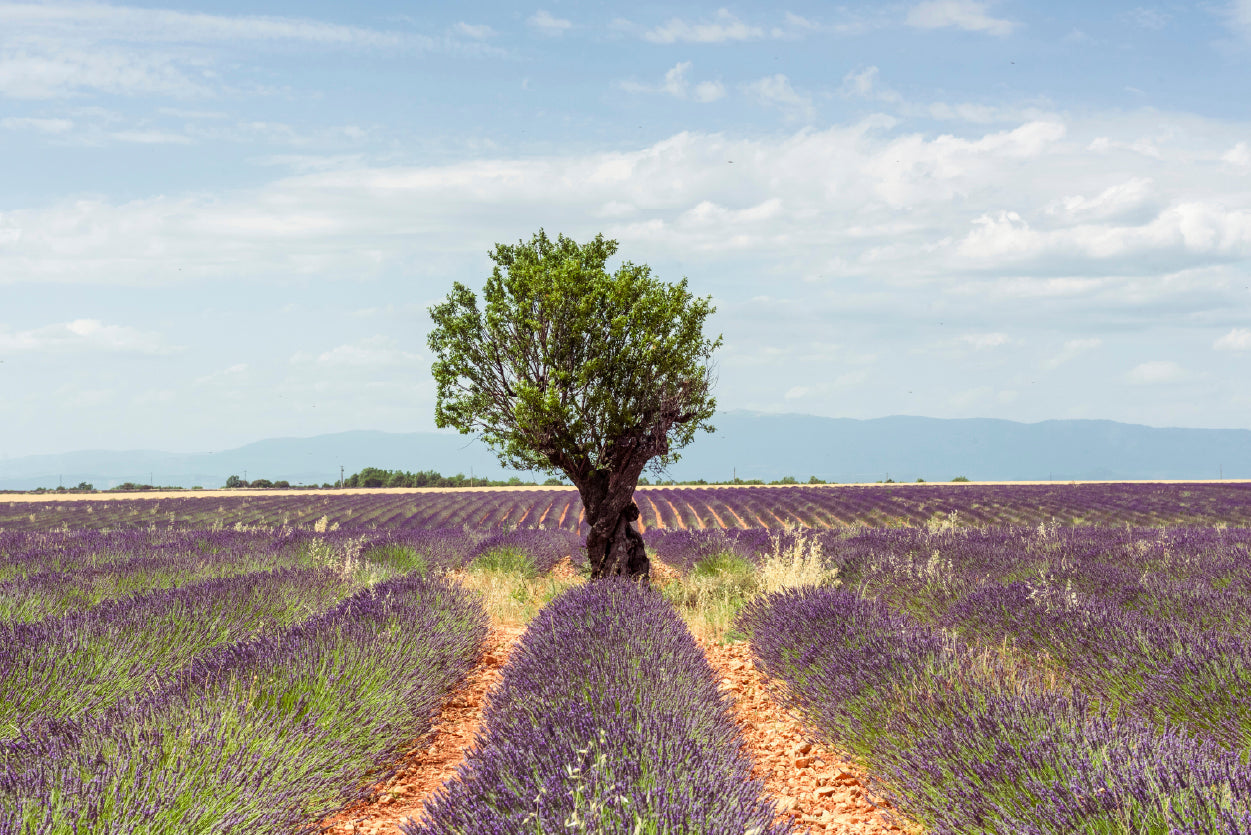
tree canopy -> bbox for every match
[429,229,720,482]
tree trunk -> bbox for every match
[576,471,650,582]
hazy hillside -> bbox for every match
[2,412,1248,490]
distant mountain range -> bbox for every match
[2,412,1249,490]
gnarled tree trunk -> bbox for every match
[576,470,650,582]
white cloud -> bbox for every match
[0,115,71,132]
[1223,141,1251,169]
[1215,328,1251,351]
[742,74,814,121]
[1087,136,1162,158]
[109,129,192,144]
[527,10,572,36]
[0,318,176,354]
[1127,360,1186,384]
[1045,177,1156,222]
[1044,337,1102,368]
[905,0,1015,36]
[643,8,764,44]
[957,201,1251,265]
[620,62,725,102]
[839,66,901,103]
[453,22,495,39]
[0,42,213,99]
[0,111,1247,307]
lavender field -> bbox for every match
[4,480,1251,532]
[3,484,1251,832]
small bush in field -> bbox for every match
[469,546,537,579]
[759,527,838,595]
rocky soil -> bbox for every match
[315,623,912,834]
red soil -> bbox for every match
[314,617,912,834]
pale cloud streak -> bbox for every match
[742,74,814,121]
[0,115,72,131]
[1045,338,1102,368]
[0,3,406,46]
[643,8,764,44]
[0,319,176,354]
[527,10,572,36]
[1127,360,1186,384]
[905,0,1016,36]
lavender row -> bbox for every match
[1,572,487,834]
[0,527,581,622]
[0,565,356,739]
[737,587,1251,833]
[6,481,1251,533]
[648,524,1251,633]
[409,580,787,834]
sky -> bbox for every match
[2,0,1251,456]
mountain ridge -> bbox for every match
[2,412,1248,489]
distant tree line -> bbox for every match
[340,467,562,488]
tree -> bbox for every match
[429,230,720,581]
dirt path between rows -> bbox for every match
[315,625,523,835]
[701,639,911,834]
[314,625,911,835]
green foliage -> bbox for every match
[342,466,535,488]
[952,475,971,482]
[362,544,428,575]
[225,475,245,488]
[428,229,721,477]
[469,546,538,579]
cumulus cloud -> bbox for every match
[905,0,1015,36]
[1045,178,1156,222]
[642,8,764,43]
[0,318,176,354]
[527,10,572,36]
[1223,141,1251,169]
[1127,360,1186,384]
[0,111,1248,321]
[620,62,725,102]
[1215,327,1251,351]
[742,74,814,121]
[839,66,901,103]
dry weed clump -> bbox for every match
[453,547,585,629]
[665,527,840,643]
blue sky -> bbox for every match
[2,0,1250,456]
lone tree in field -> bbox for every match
[428,230,720,581]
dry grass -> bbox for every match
[450,548,585,629]
[664,528,840,644]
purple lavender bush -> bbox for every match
[0,565,355,737]
[737,585,1251,833]
[409,579,789,834]
[0,572,486,834]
